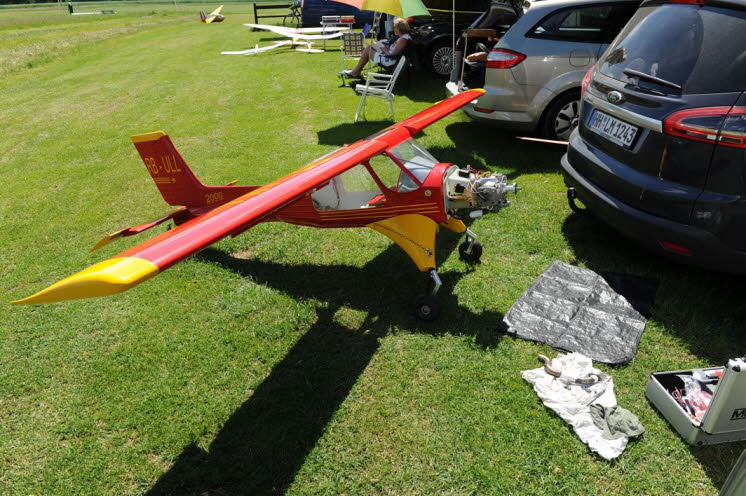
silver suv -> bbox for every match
[447,0,639,140]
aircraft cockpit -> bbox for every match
[311,138,441,211]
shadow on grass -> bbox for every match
[147,240,503,495]
[317,120,399,146]
[437,122,565,175]
[146,305,382,496]
[562,210,746,488]
[336,70,452,104]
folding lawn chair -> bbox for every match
[353,56,407,123]
[340,32,365,78]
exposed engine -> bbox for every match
[444,166,519,217]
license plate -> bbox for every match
[588,109,639,148]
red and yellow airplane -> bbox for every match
[200,5,224,23]
[13,90,517,320]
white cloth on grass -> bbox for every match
[522,352,628,460]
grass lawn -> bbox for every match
[1,2,745,495]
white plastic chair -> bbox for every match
[354,56,407,123]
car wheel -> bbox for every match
[541,92,581,141]
[428,40,453,77]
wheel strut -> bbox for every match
[429,269,442,296]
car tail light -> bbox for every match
[455,37,464,51]
[718,107,746,148]
[669,0,705,4]
[406,17,414,24]
[660,241,693,256]
[663,106,746,148]
[486,48,526,69]
[581,66,595,98]
[474,107,495,114]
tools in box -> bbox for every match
[646,357,746,446]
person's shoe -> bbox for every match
[342,70,357,78]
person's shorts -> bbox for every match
[373,53,394,67]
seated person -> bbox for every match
[342,18,410,78]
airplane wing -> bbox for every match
[13,89,484,305]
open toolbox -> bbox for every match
[646,357,746,446]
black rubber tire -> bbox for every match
[540,91,581,141]
[414,294,440,321]
[428,39,453,78]
[458,239,483,263]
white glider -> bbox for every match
[243,23,349,40]
[221,40,322,55]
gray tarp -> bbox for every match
[500,261,648,365]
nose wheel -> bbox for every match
[458,229,482,263]
[413,269,442,321]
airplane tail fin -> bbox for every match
[199,11,206,21]
[131,132,208,207]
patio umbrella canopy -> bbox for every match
[332,0,431,19]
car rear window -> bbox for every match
[529,5,614,42]
[599,4,746,94]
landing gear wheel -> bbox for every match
[414,294,440,321]
[541,91,581,141]
[458,239,483,263]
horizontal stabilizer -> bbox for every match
[91,206,187,251]
[12,257,159,305]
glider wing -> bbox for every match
[244,24,348,39]
[244,24,349,34]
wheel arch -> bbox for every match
[537,86,581,139]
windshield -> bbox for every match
[388,139,439,192]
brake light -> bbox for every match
[581,66,594,97]
[660,241,693,256]
[663,107,746,148]
[474,107,495,114]
[407,16,414,24]
[486,48,526,69]
[718,107,746,148]
[669,0,705,4]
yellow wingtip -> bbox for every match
[12,257,159,305]
[130,131,166,143]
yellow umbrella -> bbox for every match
[332,0,431,19]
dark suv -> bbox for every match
[409,0,492,76]
[561,0,746,272]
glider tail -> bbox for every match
[199,11,206,22]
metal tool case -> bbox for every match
[646,357,746,446]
